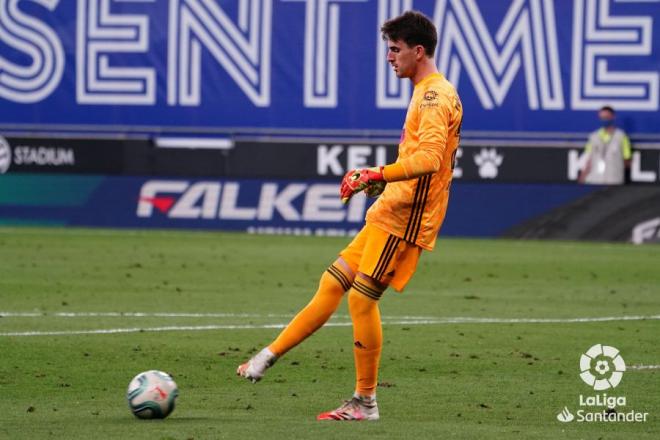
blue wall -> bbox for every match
[0,0,659,135]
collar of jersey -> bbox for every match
[415,72,443,88]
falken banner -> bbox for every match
[3,174,660,242]
[0,0,659,135]
[0,173,600,237]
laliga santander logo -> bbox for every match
[579,344,626,390]
[557,344,648,424]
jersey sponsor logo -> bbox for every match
[420,90,440,109]
[136,179,367,222]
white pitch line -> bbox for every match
[1,312,660,323]
[1,315,660,337]
[0,312,442,320]
[629,365,660,370]
[0,312,295,318]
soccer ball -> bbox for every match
[365,180,386,198]
[127,370,178,419]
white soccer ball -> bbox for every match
[127,370,178,419]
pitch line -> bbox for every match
[1,312,659,323]
[629,365,660,370]
[0,312,296,318]
[1,315,659,337]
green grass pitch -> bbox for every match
[0,227,658,439]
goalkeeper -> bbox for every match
[238,10,463,421]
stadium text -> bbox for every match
[12,146,75,167]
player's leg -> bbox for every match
[237,257,356,383]
[317,272,385,421]
[237,227,369,383]
[350,273,386,401]
[269,258,355,355]
[318,224,422,421]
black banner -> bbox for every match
[230,140,660,184]
[1,135,659,184]
[0,136,147,175]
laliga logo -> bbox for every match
[579,344,626,390]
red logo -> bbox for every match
[139,196,176,214]
[152,386,168,400]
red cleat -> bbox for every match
[317,397,379,421]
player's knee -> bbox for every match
[348,289,379,319]
[324,259,355,292]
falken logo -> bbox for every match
[136,180,366,222]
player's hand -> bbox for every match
[340,166,384,204]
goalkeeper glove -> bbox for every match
[340,166,384,204]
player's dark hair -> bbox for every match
[381,11,438,58]
[600,105,615,115]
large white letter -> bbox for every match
[76,0,155,104]
[433,0,564,110]
[286,0,366,108]
[0,0,64,103]
[571,0,658,111]
[168,0,272,106]
[376,0,412,108]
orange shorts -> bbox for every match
[339,223,422,292]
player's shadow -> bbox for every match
[111,416,216,423]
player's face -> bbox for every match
[386,39,420,79]
[598,109,615,126]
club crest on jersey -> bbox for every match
[424,90,438,101]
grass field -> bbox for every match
[0,227,658,439]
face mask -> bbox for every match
[600,118,615,128]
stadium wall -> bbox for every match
[0,0,659,139]
[2,1,660,243]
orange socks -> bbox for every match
[348,277,385,398]
[267,264,385,400]
[268,263,353,356]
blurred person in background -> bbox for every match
[578,105,631,185]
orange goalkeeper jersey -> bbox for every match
[366,73,462,251]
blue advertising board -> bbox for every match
[0,174,601,237]
[0,0,659,136]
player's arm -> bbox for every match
[382,101,449,182]
[340,97,450,202]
